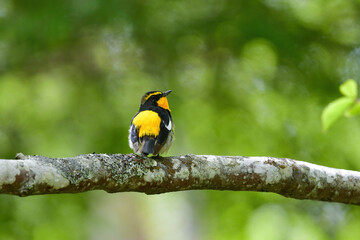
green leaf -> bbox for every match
[346,101,360,117]
[339,79,358,99]
[321,97,354,131]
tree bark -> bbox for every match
[0,153,359,205]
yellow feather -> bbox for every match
[157,97,170,111]
[145,92,161,101]
[132,110,161,137]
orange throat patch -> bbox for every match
[157,97,170,111]
[132,110,161,137]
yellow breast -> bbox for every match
[132,110,161,137]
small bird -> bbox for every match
[129,90,174,157]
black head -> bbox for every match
[140,90,172,110]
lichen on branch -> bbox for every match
[0,153,359,205]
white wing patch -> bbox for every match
[164,120,172,131]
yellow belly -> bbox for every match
[132,110,161,137]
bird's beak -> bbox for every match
[162,90,172,97]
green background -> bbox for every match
[1,0,360,239]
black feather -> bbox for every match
[141,136,156,156]
[157,121,170,146]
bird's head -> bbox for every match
[140,90,172,111]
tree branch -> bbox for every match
[0,153,359,205]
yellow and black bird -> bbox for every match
[129,90,174,157]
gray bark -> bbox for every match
[0,153,359,205]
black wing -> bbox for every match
[157,120,170,146]
[129,124,138,144]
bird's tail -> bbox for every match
[141,136,156,157]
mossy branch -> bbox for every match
[0,153,359,205]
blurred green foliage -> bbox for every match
[321,79,359,131]
[1,0,360,239]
